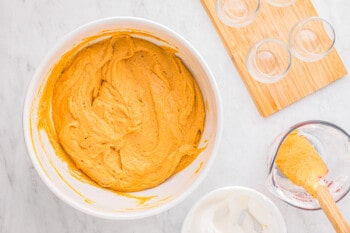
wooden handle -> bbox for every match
[316,185,350,233]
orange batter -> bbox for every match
[38,32,205,192]
[276,131,328,196]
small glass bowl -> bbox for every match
[289,17,335,62]
[216,0,261,28]
[266,120,350,210]
[246,38,292,83]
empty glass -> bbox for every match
[246,38,292,83]
[289,17,335,62]
[216,0,261,28]
[266,120,350,210]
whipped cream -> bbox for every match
[182,187,285,233]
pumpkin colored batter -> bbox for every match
[276,131,328,196]
[39,32,205,192]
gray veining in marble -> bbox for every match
[1,0,350,232]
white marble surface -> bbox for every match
[1,0,350,232]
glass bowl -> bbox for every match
[289,17,335,62]
[266,120,350,210]
[246,38,292,83]
[216,0,261,28]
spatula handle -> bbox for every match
[316,185,350,233]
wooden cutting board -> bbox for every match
[201,0,347,117]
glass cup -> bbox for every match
[216,0,261,28]
[289,17,335,62]
[246,38,292,83]
[266,120,350,210]
[266,0,296,7]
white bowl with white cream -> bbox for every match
[182,186,287,233]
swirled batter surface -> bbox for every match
[43,32,205,192]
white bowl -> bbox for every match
[23,17,222,220]
[182,186,287,233]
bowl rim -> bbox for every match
[22,16,223,220]
[267,120,350,210]
[181,186,287,233]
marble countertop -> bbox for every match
[1,0,350,232]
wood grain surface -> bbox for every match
[201,0,347,117]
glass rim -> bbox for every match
[266,0,296,7]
